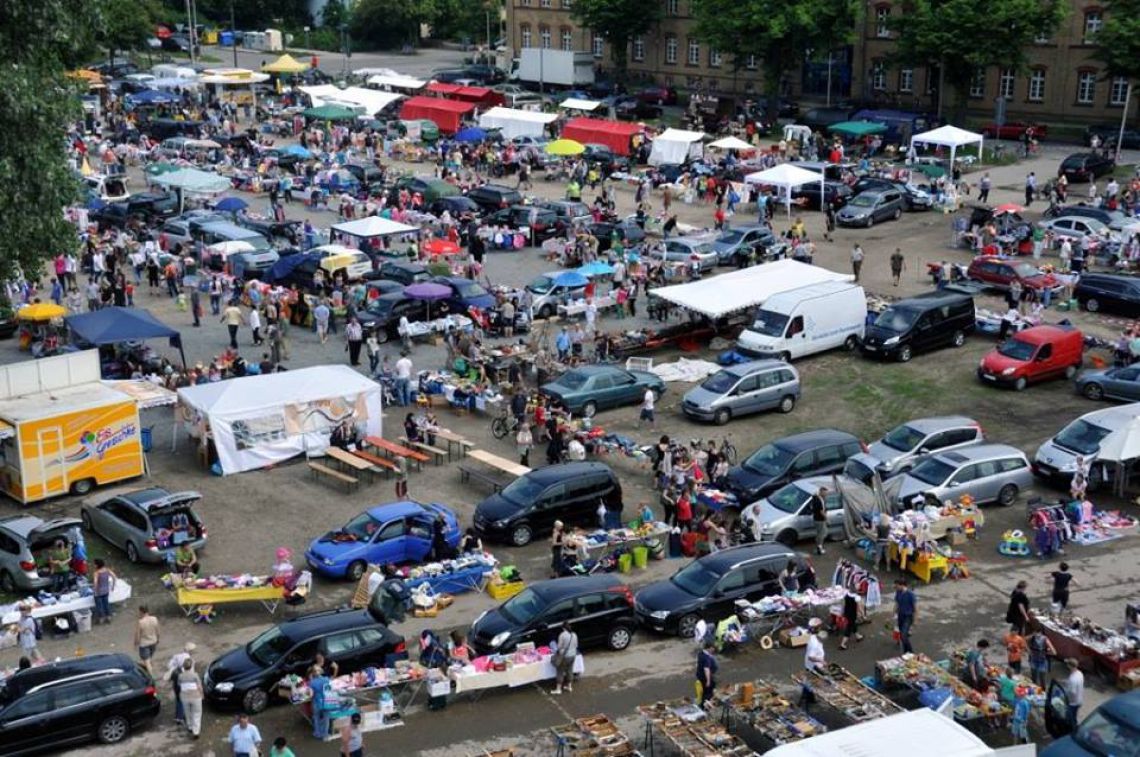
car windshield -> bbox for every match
[743,443,795,477]
[690,243,714,255]
[766,483,811,514]
[849,195,876,207]
[527,275,554,295]
[700,371,738,394]
[1054,419,1113,456]
[1073,710,1140,757]
[880,424,925,452]
[670,560,721,596]
[844,458,875,485]
[366,299,397,317]
[907,458,956,486]
[498,587,546,624]
[247,625,294,667]
[341,512,383,541]
[499,476,545,507]
[751,310,789,337]
[997,337,1036,361]
[716,230,744,244]
[554,371,589,390]
[1011,261,1039,278]
[457,282,489,297]
[874,307,918,333]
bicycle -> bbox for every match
[490,406,521,440]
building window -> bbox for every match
[1034,31,1050,43]
[1084,10,1103,42]
[709,48,722,68]
[539,0,550,8]
[745,54,757,70]
[1111,76,1129,106]
[968,68,985,98]
[999,68,1015,100]
[560,29,572,51]
[1077,71,1096,104]
[520,25,531,48]
[667,0,679,15]
[520,0,530,6]
[560,0,572,7]
[539,25,551,49]
[875,5,890,37]
[632,36,645,62]
[592,33,604,58]
[1028,69,1046,102]
[871,60,886,91]
[665,35,678,64]
[687,38,700,65]
[899,67,913,93]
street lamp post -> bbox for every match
[340,24,349,77]
[229,0,238,67]
[1116,82,1132,165]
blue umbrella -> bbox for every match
[453,127,488,143]
[553,270,590,287]
[128,89,179,105]
[578,261,615,276]
[281,144,313,158]
[214,197,248,213]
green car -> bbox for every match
[540,365,665,418]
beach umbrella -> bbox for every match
[17,303,67,321]
[454,127,488,143]
[993,203,1024,215]
[404,281,453,319]
[553,270,589,287]
[214,197,248,213]
[578,260,615,276]
[424,238,461,256]
[545,139,586,156]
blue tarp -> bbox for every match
[66,307,185,365]
[268,252,320,283]
[128,89,180,105]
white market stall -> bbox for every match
[909,124,984,167]
[559,98,603,113]
[478,107,558,140]
[649,259,853,319]
[648,128,705,166]
[198,68,269,109]
[745,162,825,215]
[367,74,427,93]
[177,366,383,475]
[300,85,403,116]
[708,135,754,151]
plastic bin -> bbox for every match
[617,553,632,573]
[487,580,525,600]
[219,31,234,46]
[631,546,649,569]
[141,426,153,453]
[75,610,92,633]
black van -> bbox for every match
[473,461,623,546]
[860,290,975,362]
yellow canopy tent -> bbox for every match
[261,54,308,74]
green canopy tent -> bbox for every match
[912,164,947,179]
[828,120,888,138]
[301,104,360,121]
[151,168,232,212]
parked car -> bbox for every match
[427,195,481,219]
[237,217,302,247]
[342,163,385,191]
[486,205,567,242]
[1059,152,1115,182]
[1084,123,1140,149]
[581,144,630,174]
[0,653,160,754]
[473,461,623,546]
[1041,686,1140,756]
[791,180,852,210]
[739,477,847,546]
[358,292,431,342]
[81,488,206,565]
[1051,205,1128,231]
[205,607,405,713]
[656,238,720,272]
[835,189,905,227]
[634,86,678,105]
[1033,403,1140,487]
[524,271,587,319]
[470,575,636,655]
[392,176,460,204]
[588,220,645,252]
[1037,216,1113,243]
[92,192,178,230]
[894,444,1034,508]
[377,260,429,286]
[1074,272,1140,316]
[860,290,976,363]
[682,360,799,425]
[710,223,786,265]
[634,543,814,637]
[541,365,665,418]
[966,255,1061,295]
[752,95,800,119]
[800,107,856,132]
[1076,365,1140,402]
[430,276,495,312]
[865,417,985,478]
[537,199,592,225]
[850,177,933,211]
[613,96,662,120]
[724,429,864,503]
[980,121,1047,140]
[465,184,524,214]
[0,516,83,593]
[977,325,1085,391]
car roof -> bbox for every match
[280,607,394,637]
[1080,272,1140,284]
[892,290,975,309]
[365,501,429,521]
[116,487,173,506]
[724,359,788,377]
[931,443,1025,465]
[566,365,623,376]
[1101,689,1140,724]
[771,428,860,452]
[523,461,614,483]
[897,416,978,433]
[4,653,138,696]
[472,184,517,193]
[0,515,49,539]
[698,543,797,573]
[530,574,625,601]
[1012,324,1080,343]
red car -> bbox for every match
[634,86,678,106]
[967,255,1059,293]
[980,121,1048,140]
[977,325,1084,390]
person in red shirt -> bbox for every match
[676,487,694,531]
[713,207,726,230]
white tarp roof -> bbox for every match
[766,709,996,757]
[299,84,343,106]
[649,259,852,318]
[708,135,753,150]
[1097,416,1140,462]
[300,85,402,114]
[649,128,705,166]
[911,124,984,148]
[179,366,378,417]
[745,163,822,188]
[332,216,419,238]
[559,98,602,111]
[367,74,427,90]
[479,107,558,139]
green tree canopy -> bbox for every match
[351,0,436,48]
[889,0,1066,117]
[319,0,349,29]
[570,0,659,83]
[1094,0,1140,80]
[96,0,161,60]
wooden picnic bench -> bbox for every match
[457,464,510,492]
[350,448,399,477]
[326,447,380,482]
[466,449,532,477]
[433,428,474,460]
[308,460,359,491]
[364,435,429,471]
[399,437,448,466]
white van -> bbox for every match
[736,281,866,361]
[1033,401,1140,487]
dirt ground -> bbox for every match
[4,126,1140,755]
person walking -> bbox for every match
[838,590,864,650]
[1025,172,1037,206]
[166,641,197,726]
[395,454,409,499]
[1050,561,1077,610]
[894,579,916,654]
[395,350,414,407]
[850,244,864,282]
[189,287,202,327]
[345,317,364,366]
[229,713,263,757]
[978,173,992,204]
[269,737,296,757]
[17,605,41,662]
[92,558,116,625]
[1027,627,1057,689]
[134,606,160,675]
[804,621,826,671]
[249,306,263,346]
[824,201,837,242]
[177,657,204,739]
[1064,658,1084,728]
[314,299,331,343]
[1006,580,1031,635]
[551,621,579,695]
[810,487,828,555]
[222,303,242,350]
[696,641,718,709]
[636,387,656,430]
[340,712,365,757]
[890,248,906,286]
[516,423,533,467]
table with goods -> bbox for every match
[791,663,905,724]
[876,653,1012,726]
[947,649,1047,709]
[714,679,827,750]
[549,714,641,757]
[1031,608,1140,684]
[712,586,852,652]
[572,521,672,573]
[637,699,756,757]
[0,578,133,630]
[863,501,984,583]
[164,571,307,617]
[448,643,585,696]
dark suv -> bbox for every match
[474,461,623,546]
[205,606,406,713]
[1059,153,1115,183]
[487,205,567,241]
[470,575,636,655]
[465,184,524,214]
[1074,273,1140,316]
[724,429,864,502]
[0,653,160,754]
[635,544,814,636]
[92,192,179,230]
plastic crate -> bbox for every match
[487,580,525,600]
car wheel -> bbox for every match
[539,304,554,319]
[893,208,902,220]
[844,335,858,351]
[778,395,796,414]
[71,478,94,495]
[997,484,1019,507]
[713,408,731,426]
[866,216,874,228]
[776,529,798,547]
[677,613,700,638]
[582,400,597,418]
[376,329,390,344]
[1065,364,1079,379]
[126,541,140,563]
[778,351,791,363]
[1083,383,1105,400]
[0,571,16,594]
[1085,298,1100,312]
[1014,377,1028,391]
[897,345,913,362]
[81,510,94,531]
[346,560,367,582]
[510,524,533,547]
[242,687,269,714]
[97,715,130,744]
[952,330,966,348]
[607,625,633,651]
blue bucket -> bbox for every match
[140,426,153,453]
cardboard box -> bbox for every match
[1118,669,1140,691]
[779,629,809,648]
[946,530,966,546]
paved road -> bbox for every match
[197,43,468,80]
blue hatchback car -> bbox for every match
[305,501,461,581]
[430,276,496,313]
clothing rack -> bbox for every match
[831,559,882,608]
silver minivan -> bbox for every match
[741,475,846,545]
[682,360,800,425]
[895,444,1034,508]
[1034,402,1140,487]
[866,416,985,478]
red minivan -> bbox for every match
[977,325,1084,390]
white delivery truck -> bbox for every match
[736,281,866,361]
[516,49,595,88]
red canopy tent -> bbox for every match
[399,96,476,134]
[426,82,504,109]
[560,117,643,156]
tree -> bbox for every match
[570,0,659,84]
[430,0,489,44]
[890,0,1066,118]
[351,0,436,48]
[693,0,858,124]
[1095,0,1140,79]
[320,0,348,29]
[95,0,161,61]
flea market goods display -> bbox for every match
[278,662,433,705]
[695,488,738,513]
[637,700,756,757]
[163,570,307,618]
[402,553,499,595]
[712,586,852,652]
[549,714,639,757]
[948,650,1046,708]
[1023,499,1139,558]
[1031,609,1140,682]
[793,664,904,724]
[419,370,505,413]
[279,664,429,739]
[876,654,1011,723]
[0,579,133,629]
[716,679,827,749]
[449,644,584,694]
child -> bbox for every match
[1004,625,1027,674]
[1011,688,1031,744]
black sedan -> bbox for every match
[358,292,434,343]
[791,180,852,210]
[377,261,429,286]
[613,96,663,121]
[1059,153,1115,183]
[581,144,631,174]
[588,220,645,252]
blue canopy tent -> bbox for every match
[268,252,321,284]
[65,307,186,369]
[553,270,589,287]
[453,127,488,143]
[127,89,180,106]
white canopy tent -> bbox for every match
[765,709,1006,757]
[299,85,403,115]
[910,124,985,167]
[559,98,603,112]
[745,163,825,215]
[649,259,852,319]
[177,366,383,475]
[478,107,559,140]
[332,216,419,240]
[648,128,705,166]
[366,74,427,91]
[708,135,753,151]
